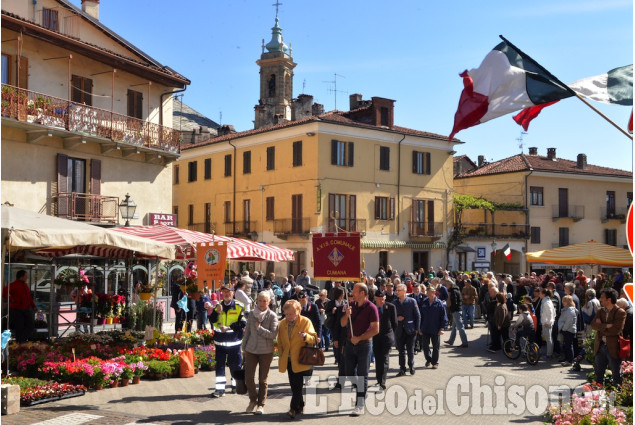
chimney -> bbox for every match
[528,147,538,155]
[478,155,486,167]
[217,125,236,136]
[371,97,395,127]
[350,94,363,110]
[577,153,587,169]
[312,103,324,116]
[81,0,100,20]
[547,147,557,160]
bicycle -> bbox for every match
[503,333,540,365]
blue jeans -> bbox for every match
[594,344,622,386]
[462,305,475,328]
[320,326,331,350]
[448,311,468,345]
[344,340,371,408]
[196,310,208,330]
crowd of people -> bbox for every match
[169,265,633,418]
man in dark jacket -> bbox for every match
[372,290,397,390]
[393,283,421,375]
[298,290,322,343]
[326,286,347,390]
[419,285,448,369]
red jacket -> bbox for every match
[2,279,36,310]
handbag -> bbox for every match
[298,344,325,366]
[233,366,247,395]
[618,336,631,360]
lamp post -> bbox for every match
[490,240,497,273]
[118,193,137,227]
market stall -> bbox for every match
[526,240,632,267]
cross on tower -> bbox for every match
[272,0,282,18]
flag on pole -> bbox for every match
[502,243,512,260]
[513,65,633,130]
[449,37,573,140]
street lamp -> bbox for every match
[490,240,497,273]
[119,193,137,227]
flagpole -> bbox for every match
[500,35,633,141]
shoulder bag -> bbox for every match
[299,343,325,366]
[618,335,631,360]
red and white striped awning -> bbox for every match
[111,225,294,262]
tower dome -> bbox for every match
[265,18,288,54]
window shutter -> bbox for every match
[84,78,93,106]
[136,91,143,118]
[374,197,380,219]
[331,140,337,165]
[348,142,354,166]
[57,154,68,216]
[71,75,81,103]
[425,152,431,175]
[411,199,417,222]
[427,200,434,234]
[17,56,28,89]
[90,159,101,195]
[295,141,302,166]
[412,151,418,173]
[127,90,134,118]
[349,194,356,231]
[390,197,395,220]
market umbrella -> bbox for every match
[525,240,632,267]
[1,205,175,259]
[111,224,294,262]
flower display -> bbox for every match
[54,268,90,287]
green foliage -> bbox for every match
[454,194,496,213]
[145,360,172,375]
[584,330,597,364]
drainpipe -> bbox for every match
[396,134,406,233]
[524,169,533,273]
[229,139,237,235]
[159,88,186,127]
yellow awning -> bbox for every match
[526,240,632,267]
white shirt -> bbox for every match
[235,289,253,313]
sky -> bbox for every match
[70,0,633,171]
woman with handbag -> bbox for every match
[242,292,279,415]
[277,299,317,419]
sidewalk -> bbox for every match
[2,321,591,425]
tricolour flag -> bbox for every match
[514,65,633,130]
[449,38,573,140]
[502,243,512,260]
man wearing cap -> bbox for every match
[394,283,421,376]
[341,283,380,416]
[209,285,247,398]
[372,289,396,390]
[299,290,322,345]
[419,286,448,369]
[385,281,396,304]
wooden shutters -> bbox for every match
[57,153,69,216]
[558,188,568,218]
[292,194,302,233]
[266,197,275,221]
[17,56,28,89]
[71,75,93,105]
[127,90,143,119]
[427,200,435,234]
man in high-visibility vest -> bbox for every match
[209,284,246,398]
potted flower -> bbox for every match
[120,364,135,386]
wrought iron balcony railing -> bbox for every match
[187,223,216,234]
[551,205,584,221]
[273,218,310,236]
[326,218,366,234]
[225,221,258,237]
[409,221,444,238]
[600,207,627,222]
[462,222,530,239]
[52,192,119,223]
[1,85,180,154]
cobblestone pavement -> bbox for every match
[2,321,591,425]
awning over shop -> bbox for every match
[361,240,446,250]
[1,205,176,259]
[455,245,476,253]
[112,225,294,262]
[526,240,632,267]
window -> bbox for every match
[605,229,617,246]
[412,151,431,175]
[379,146,390,171]
[59,155,86,193]
[1,54,10,85]
[530,186,544,206]
[293,141,302,167]
[411,199,435,235]
[127,90,143,119]
[628,192,633,208]
[42,8,59,31]
[331,140,354,167]
[374,196,394,220]
[292,194,303,233]
[204,158,211,180]
[71,75,93,106]
[606,191,616,217]
[187,161,197,182]
[328,193,357,231]
[243,151,251,174]
[224,154,232,177]
[530,227,541,244]
[266,197,275,221]
[266,146,275,170]
[173,165,179,184]
[243,200,251,232]
[224,201,231,223]
[379,251,388,270]
[558,227,569,247]
[204,203,212,234]
[188,204,194,226]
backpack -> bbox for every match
[449,286,462,312]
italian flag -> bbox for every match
[514,64,633,130]
[502,243,512,260]
[449,39,573,140]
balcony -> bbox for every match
[274,218,310,239]
[225,221,258,239]
[327,218,366,235]
[462,222,529,239]
[552,205,584,222]
[409,221,443,239]
[53,192,119,224]
[601,207,627,223]
[187,223,216,234]
[1,85,180,160]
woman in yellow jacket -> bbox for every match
[278,299,317,419]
